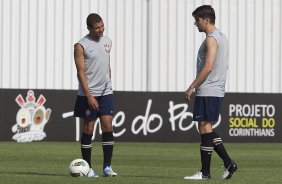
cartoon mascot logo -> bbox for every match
[11,90,52,142]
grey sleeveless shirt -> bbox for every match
[77,35,113,96]
[196,28,229,97]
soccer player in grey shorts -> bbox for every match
[73,13,117,177]
[184,5,237,180]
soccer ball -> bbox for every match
[69,159,90,177]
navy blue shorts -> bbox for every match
[193,96,223,122]
[73,94,113,120]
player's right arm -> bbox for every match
[74,43,99,110]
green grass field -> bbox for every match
[0,142,281,184]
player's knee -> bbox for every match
[83,127,94,135]
[198,126,205,134]
[198,122,213,134]
[101,122,113,132]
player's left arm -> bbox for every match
[185,36,217,101]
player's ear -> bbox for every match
[204,18,211,24]
[87,25,93,31]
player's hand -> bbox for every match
[185,86,194,101]
[87,95,99,110]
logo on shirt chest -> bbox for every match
[104,43,111,53]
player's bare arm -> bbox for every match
[74,43,99,110]
[185,36,217,101]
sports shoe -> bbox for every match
[87,168,99,178]
[103,166,118,177]
[222,160,237,180]
[184,172,211,180]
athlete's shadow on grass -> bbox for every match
[6,172,178,179]
[6,171,66,177]
[121,174,176,179]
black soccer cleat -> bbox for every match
[222,160,238,180]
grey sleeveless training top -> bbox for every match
[196,28,229,97]
[77,35,113,97]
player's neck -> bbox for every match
[88,34,101,42]
[205,25,216,34]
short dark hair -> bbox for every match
[192,5,215,24]
[86,13,102,28]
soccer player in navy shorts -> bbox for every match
[73,13,117,178]
[184,5,237,180]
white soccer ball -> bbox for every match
[69,159,90,177]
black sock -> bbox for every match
[212,131,231,168]
[200,133,214,176]
[81,132,93,168]
[102,132,114,169]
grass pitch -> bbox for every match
[0,142,281,184]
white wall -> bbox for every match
[0,0,281,92]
